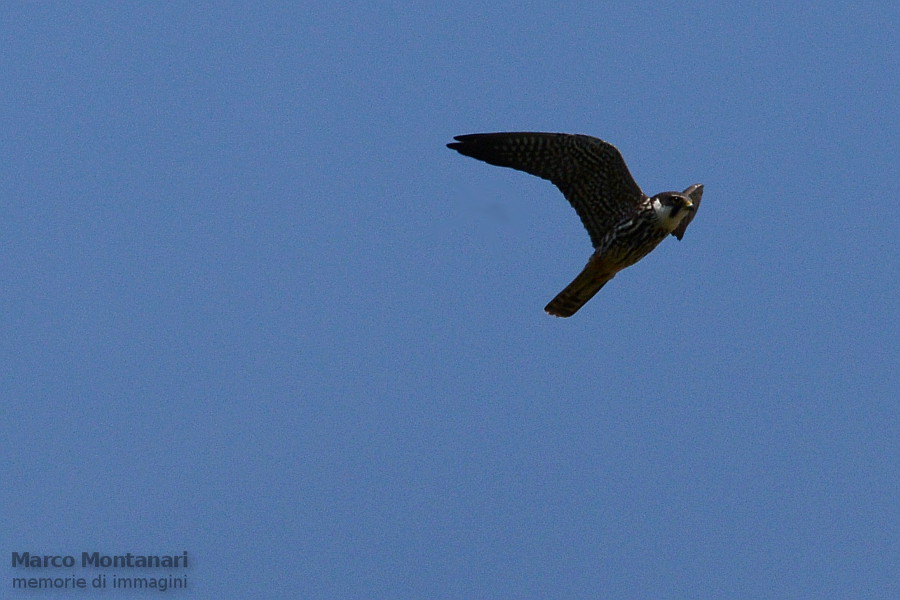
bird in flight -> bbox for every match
[447,132,703,317]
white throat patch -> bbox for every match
[652,198,689,232]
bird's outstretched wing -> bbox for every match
[448,132,645,247]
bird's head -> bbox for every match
[651,192,695,232]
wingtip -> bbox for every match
[447,134,471,151]
[683,183,704,202]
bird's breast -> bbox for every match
[597,216,669,270]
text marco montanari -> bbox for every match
[12,551,189,568]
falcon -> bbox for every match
[447,132,703,317]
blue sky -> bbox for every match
[2,2,897,598]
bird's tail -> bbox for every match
[544,260,615,318]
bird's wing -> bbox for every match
[670,184,703,240]
[448,132,645,247]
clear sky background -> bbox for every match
[2,2,897,598]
